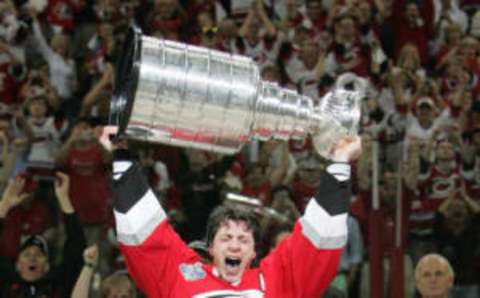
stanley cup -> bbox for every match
[110,27,365,159]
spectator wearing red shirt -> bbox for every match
[324,12,371,78]
[45,0,75,33]
[55,117,112,240]
[146,0,185,41]
[0,41,25,107]
[392,0,433,65]
[433,23,463,70]
[409,136,463,249]
[0,172,52,259]
[241,162,273,205]
[303,0,329,38]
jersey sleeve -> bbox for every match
[260,163,351,297]
[112,160,197,297]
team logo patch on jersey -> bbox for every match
[179,262,206,281]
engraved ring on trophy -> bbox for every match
[109,26,365,159]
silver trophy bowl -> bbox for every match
[110,27,364,158]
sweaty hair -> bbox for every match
[206,205,260,250]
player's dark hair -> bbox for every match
[206,205,260,250]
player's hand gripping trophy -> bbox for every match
[107,27,365,159]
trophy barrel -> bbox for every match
[110,27,363,158]
[110,27,260,154]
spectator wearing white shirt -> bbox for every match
[31,15,76,101]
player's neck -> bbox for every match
[212,267,242,286]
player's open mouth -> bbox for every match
[225,257,241,267]
[224,257,242,277]
[28,265,37,272]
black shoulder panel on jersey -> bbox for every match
[112,162,150,214]
[314,171,351,216]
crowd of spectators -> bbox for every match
[0,0,479,297]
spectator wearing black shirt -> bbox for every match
[434,189,480,298]
[0,172,86,298]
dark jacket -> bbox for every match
[0,213,86,298]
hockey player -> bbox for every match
[104,126,361,298]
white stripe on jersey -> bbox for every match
[193,289,263,298]
[114,188,166,245]
[300,199,347,249]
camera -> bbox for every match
[8,63,27,81]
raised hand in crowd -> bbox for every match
[0,177,28,218]
[83,245,99,268]
[80,62,114,117]
[54,172,74,214]
[71,245,99,298]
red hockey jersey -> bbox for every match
[112,161,349,298]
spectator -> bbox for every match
[0,171,53,259]
[145,0,185,41]
[432,23,463,68]
[258,185,299,253]
[79,62,114,118]
[354,134,417,298]
[84,20,115,79]
[71,245,137,298]
[241,141,289,205]
[55,117,112,262]
[284,38,326,102]
[401,96,451,153]
[0,40,26,107]
[21,95,67,170]
[409,137,462,238]
[432,0,469,41]
[177,149,236,242]
[0,172,86,297]
[415,253,454,298]
[288,153,324,212]
[461,124,480,199]
[434,189,480,298]
[396,44,426,86]
[30,12,76,102]
[216,17,240,53]
[237,0,281,68]
[0,112,27,192]
[392,0,433,65]
[324,12,371,78]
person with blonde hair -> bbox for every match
[29,9,76,101]
[100,272,137,298]
[72,245,137,298]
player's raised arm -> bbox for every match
[261,136,362,297]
